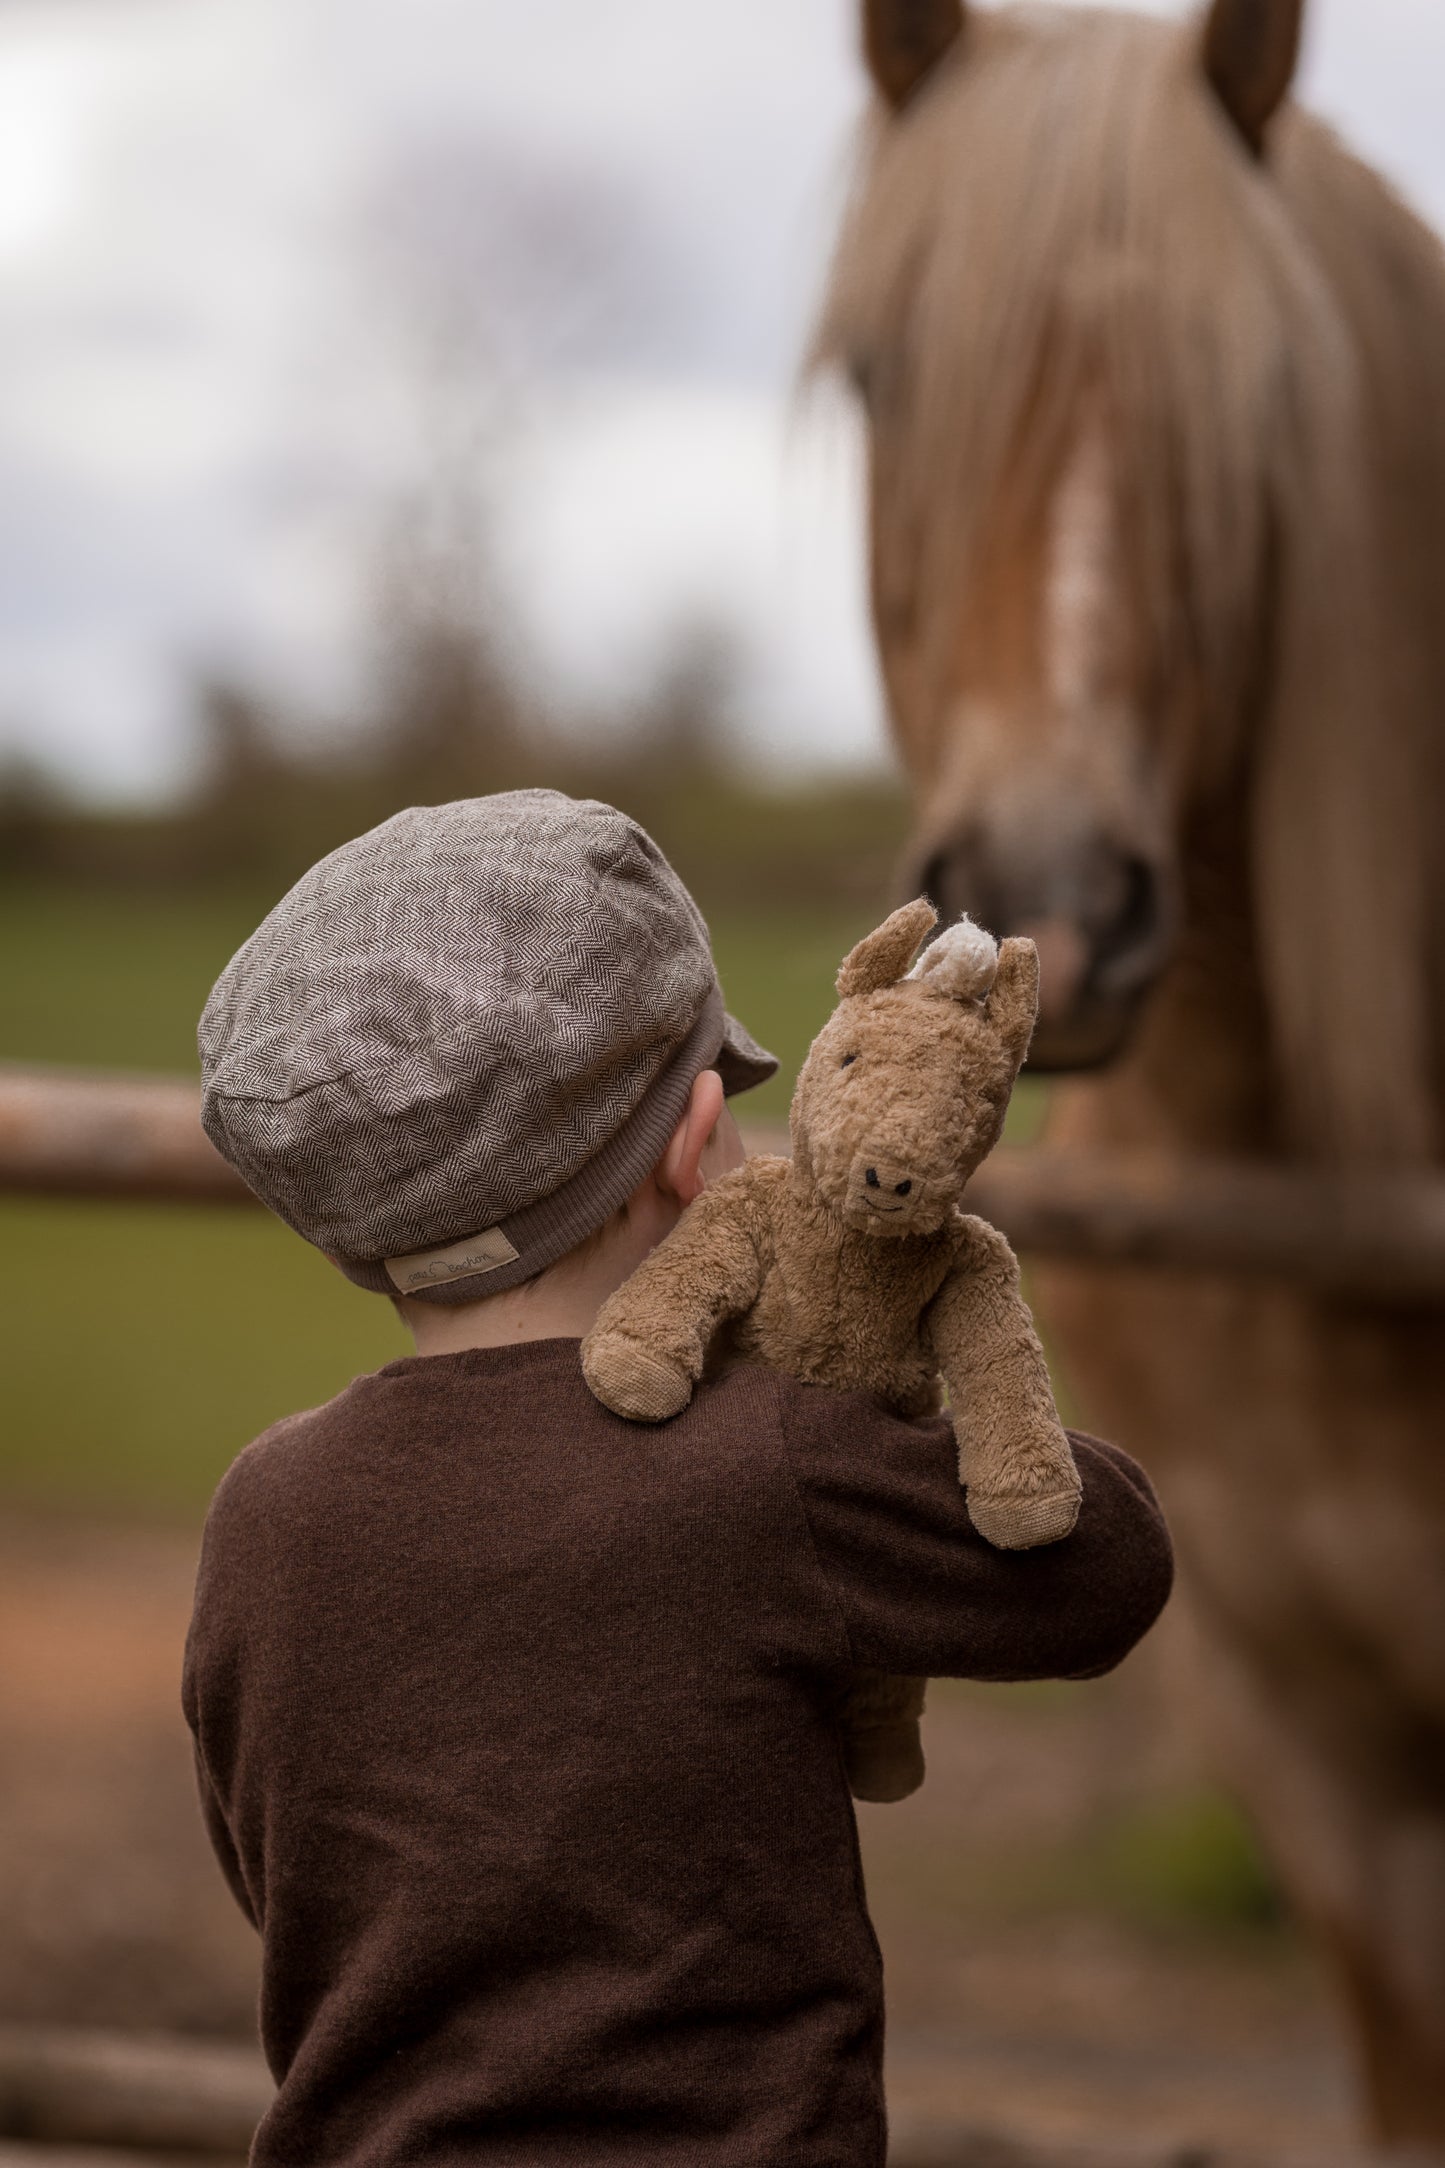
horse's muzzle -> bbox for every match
[916,836,1175,1072]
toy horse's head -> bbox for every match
[791,898,1037,1238]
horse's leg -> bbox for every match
[1037,1256,1445,2142]
[1331,1927,1445,2144]
[1195,1611,1445,2143]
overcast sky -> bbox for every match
[1,0,1443,801]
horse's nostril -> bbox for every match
[1092,853,1168,996]
[865,1168,880,1189]
[894,1180,912,1196]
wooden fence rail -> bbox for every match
[3,1064,1444,1302]
[0,2024,1424,2168]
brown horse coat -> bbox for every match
[821,0,1445,2139]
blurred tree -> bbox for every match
[631,618,739,779]
[0,124,909,916]
[187,682,310,879]
[369,611,532,809]
[0,755,62,882]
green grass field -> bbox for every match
[0,882,893,1515]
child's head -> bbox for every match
[198,791,775,1310]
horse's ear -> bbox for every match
[1202,0,1305,157]
[863,0,965,111]
[837,898,938,998]
[982,938,1040,1068]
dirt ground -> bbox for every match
[0,1514,1362,2159]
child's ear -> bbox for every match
[836,898,938,997]
[983,938,1041,1068]
[659,1068,727,1207]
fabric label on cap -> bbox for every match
[385,1227,521,1293]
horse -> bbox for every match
[815,0,1445,2142]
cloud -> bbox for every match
[0,0,1442,800]
[501,380,880,773]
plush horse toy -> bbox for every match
[581,898,1080,1802]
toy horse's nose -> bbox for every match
[850,1152,927,1228]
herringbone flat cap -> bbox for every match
[198,792,776,1302]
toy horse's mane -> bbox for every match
[908,917,999,1003]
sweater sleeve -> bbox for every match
[188,1739,259,1930]
[181,1446,273,1935]
[778,1384,1173,1681]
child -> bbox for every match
[186,789,1172,2167]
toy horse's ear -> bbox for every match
[837,898,938,997]
[1202,0,1304,157]
[982,938,1041,1067]
[863,0,965,112]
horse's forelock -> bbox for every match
[820,11,1320,695]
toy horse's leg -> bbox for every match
[581,1176,768,1422]
[837,1669,927,1803]
[926,1216,1081,1549]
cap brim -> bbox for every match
[716,1010,778,1096]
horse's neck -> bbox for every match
[1050,802,1278,1157]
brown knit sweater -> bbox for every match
[183,1340,1171,2167]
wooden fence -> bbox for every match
[0,2023,1419,2168]
[5,1076,1441,2168]
[3,1063,1444,1302]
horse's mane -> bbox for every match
[816,4,1445,1165]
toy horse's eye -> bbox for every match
[840,1053,858,1069]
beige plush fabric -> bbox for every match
[582,899,1080,1802]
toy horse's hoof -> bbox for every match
[843,1727,926,1804]
[581,1332,694,1423]
[967,1483,1082,1551]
